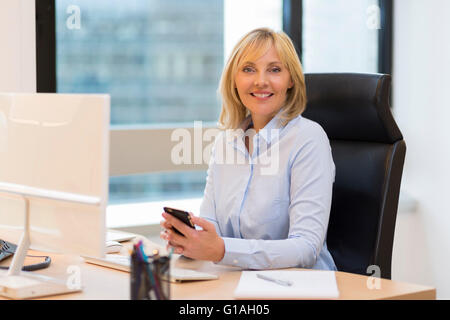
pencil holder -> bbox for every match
[130,242,170,300]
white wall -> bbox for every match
[392,0,450,299]
[0,0,36,92]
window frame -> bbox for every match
[36,0,56,93]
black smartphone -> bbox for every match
[163,207,195,236]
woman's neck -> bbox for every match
[250,114,272,133]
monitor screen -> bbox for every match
[0,93,110,257]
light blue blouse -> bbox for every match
[199,110,337,270]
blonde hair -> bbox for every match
[218,28,307,129]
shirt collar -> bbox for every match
[225,115,251,144]
[226,108,285,144]
[258,109,285,143]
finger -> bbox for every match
[160,213,173,227]
[161,229,181,247]
[166,229,187,247]
[168,240,181,248]
[173,246,184,254]
[191,216,214,231]
[160,219,172,230]
[166,241,175,249]
[162,212,195,237]
[166,242,184,255]
[160,230,169,241]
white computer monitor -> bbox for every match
[0,93,110,298]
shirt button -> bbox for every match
[233,259,239,264]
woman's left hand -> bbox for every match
[161,212,225,262]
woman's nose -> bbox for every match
[254,72,268,87]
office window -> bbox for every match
[108,171,207,204]
[47,0,282,204]
[302,0,379,73]
[283,0,392,75]
[55,0,224,125]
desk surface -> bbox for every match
[0,239,436,300]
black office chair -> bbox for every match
[302,73,406,279]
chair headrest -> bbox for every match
[302,73,403,144]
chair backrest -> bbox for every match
[302,73,406,279]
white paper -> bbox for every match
[234,270,339,299]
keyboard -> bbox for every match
[106,230,136,243]
[82,254,218,282]
[0,240,17,262]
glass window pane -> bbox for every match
[109,171,207,205]
[56,0,224,125]
[224,0,283,59]
[302,0,379,73]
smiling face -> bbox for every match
[234,44,293,130]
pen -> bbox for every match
[256,273,293,287]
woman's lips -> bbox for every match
[250,93,274,100]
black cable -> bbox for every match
[0,250,51,271]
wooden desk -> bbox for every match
[0,239,435,300]
[171,258,436,300]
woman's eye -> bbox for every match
[270,67,281,73]
[243,67,254,72]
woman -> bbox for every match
[161,28,336,270]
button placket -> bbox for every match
[237,163,252,238]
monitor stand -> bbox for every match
[0,271,82,299]
[0,197,82,299]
